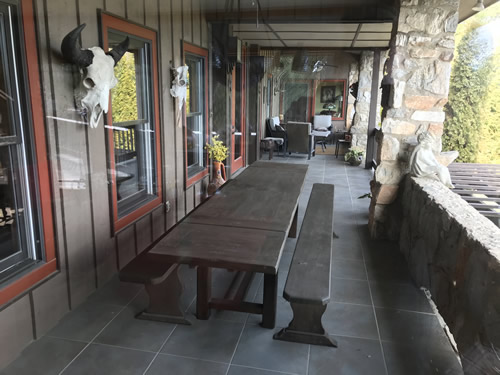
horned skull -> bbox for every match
[61,24,129,128]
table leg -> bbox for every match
[288,206,298,238]
[262,273,278,329]
[197,266,212,320]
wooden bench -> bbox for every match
[274,183,337,347]
[119,253,191,325]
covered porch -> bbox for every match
[2,155,461,375]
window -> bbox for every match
[101,13,162,231]
[0,0,56,303]
[184,43,208,187]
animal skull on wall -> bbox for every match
[170,65,189,110]
[61,24,129,128]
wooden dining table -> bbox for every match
[149,161,308,328]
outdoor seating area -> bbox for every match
[2,155,463,375]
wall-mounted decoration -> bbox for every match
[170,65,189,110]
[320,86,335,103]
[61,24,129,129]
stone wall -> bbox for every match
[369,0,459,238]
[350,51,373,149]
[399,176,500,374]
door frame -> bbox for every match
[231,47,246,172]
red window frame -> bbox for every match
[101,13,163,232]
[183,42,209,188]
[0,0,57,305]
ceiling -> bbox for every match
[230,22,393,48]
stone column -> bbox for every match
[345,62,359,131]
[350,51,373,150]
[368,0,459,239]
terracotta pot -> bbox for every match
[213,161,226,188]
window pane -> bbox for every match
[187,114,203,168]
[0,12,14,137]
[111,52,139,123]
[0,146,31,269]
[109,31,157,217]
[185,52,205,177]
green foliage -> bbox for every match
[443,4,500,163]
[205,135,228,162]
[344,146,364,162]
[111,52,138,123]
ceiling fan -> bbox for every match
[312,60,338,73]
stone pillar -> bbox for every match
[368,0,459,239]
[350,51,373,150]
[345,62,359,131]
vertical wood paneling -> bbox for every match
[182,0,192,43]
[104,0,126,17]
[45,0,95,308]
[185,186,194,213]
[192,0,200,46]
[117,225,136,269]
[152,205,165,241]
[0,296,33,367]
[144,0,158,29]
[31,273,69,337]
[172,0,185,221]
[126,0,144,24]
[158,0,177,230]
[34,0,68,275]
[135,215,152,253]
[200,1,208,49]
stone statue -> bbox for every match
[409,131,458,189]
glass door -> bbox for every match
[231,59,245,172]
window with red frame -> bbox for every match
[101,13,162,231]
[184,43,208,187]
[0,0,56,303]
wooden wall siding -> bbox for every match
[0,0,211,368]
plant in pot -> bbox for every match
[205,135,229,193]
[344,146,364,166]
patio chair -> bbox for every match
[265,116,288,154]
[286,121,314,159]
[312,115,332,152]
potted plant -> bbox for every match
[344,146,364,166]
[205,135,229,190]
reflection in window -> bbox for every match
[185,52,206,177]
[0,1,42,280]
[109,32,157,218]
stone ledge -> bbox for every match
[399,176,500,374]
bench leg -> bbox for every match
[138,266,191,325]
[261,273,278,329]
[196,266,212,320]
[274,302,337,347]
[288,206,298,238]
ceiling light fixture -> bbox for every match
[312,60,338,73]
[472,0,484,12]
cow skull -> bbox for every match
[170,65,189,110]
[61,24,129,128]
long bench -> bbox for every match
[274,183,337,347]
[119,253,190,325]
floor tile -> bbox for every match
[331,278,372,306]
[146,354,228,375]
[375,308,451,350]
[61,343,154,375]
[48,302,121,342]
[231,325,309,374]
[94,306,176,352]
[370,281,433,313]
[308,336,386,375]
[86,276,143,307]
[228,365,295,375]
[322,302,378,340]
[332,259,367,280]
[161,319,243,363]
[383,341,463,375]
[1,336,86,375]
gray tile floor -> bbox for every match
[2,154,464,375]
